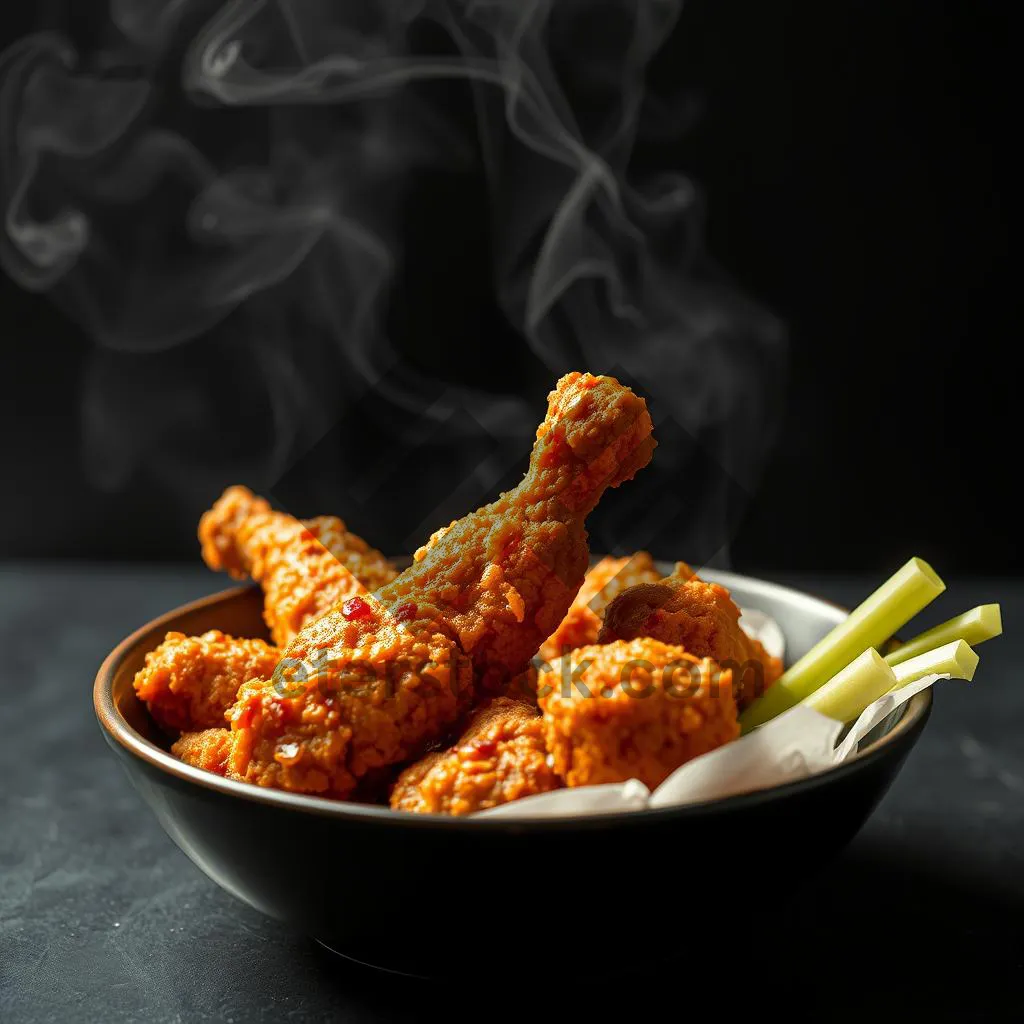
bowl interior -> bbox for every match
[100,563,927,817]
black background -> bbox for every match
[1,1,1016,575]
[1,8,1021,1022]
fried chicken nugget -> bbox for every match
[538,638,739,789]
[390,698,560,815]
[172,728,234,775]
[599,564,783,709]
[199,486,398,646]
[133,630,279,732]
[538,552,662,663]
[225,373,655,799]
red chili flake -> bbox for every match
[234,696,260,730]
[462,738,498,760]
[342,596,372,621]
[394,601,417,622]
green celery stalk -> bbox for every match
[801,649,897,724]
[740,557,944,732]
[891,639,978,688]
[885,605,1001,667]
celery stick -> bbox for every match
[740,557,944,731]
[802,649,897,724]
[885,605,1001,667]
[891,639,978,687]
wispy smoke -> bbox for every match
[0,0,784,561]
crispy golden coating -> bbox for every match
[172,728,234,775]
[599,565,783,710]
[133,630,279,732]
[390,698,559,815]
[224,372,655,799]
[538,638,739,789]
[199,486,398,646]
[538,552,662,663]
[227,608,472,797]
[402,372,656,694]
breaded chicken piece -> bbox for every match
[538,552,662,663]
[403,372,656,694]
[172,728,234,775]
[199,486,398,646]
[133,630,279,732]
[390,698,559,815]
[174,726,398,799]
[228,616,472,797]
[599,564,783,710]
[225,373,655,798]
[538,638,739,789]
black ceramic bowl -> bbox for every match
[95,568,931,976]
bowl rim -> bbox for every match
[94,571,932,830]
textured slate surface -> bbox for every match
[1,565,1021,1022]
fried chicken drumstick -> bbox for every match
[225,372,655,798]
[390,698,559,815]
[599,564,782,709]
[403,373,656,692]
[199,486,398,646]
[137,490,395,739]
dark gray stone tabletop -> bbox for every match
[1,565,1021,1022]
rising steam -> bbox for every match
[0,0,784,561]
